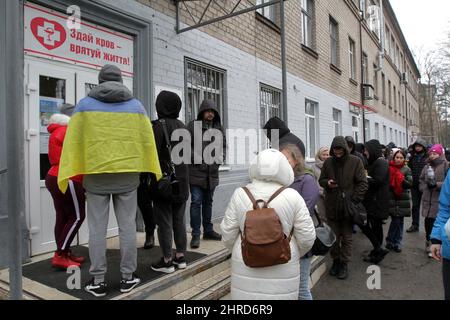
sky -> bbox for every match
[389,0,450,55]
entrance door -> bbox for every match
[25,58,133,256]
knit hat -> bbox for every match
[429,144,444,156]
[98,65,123,84]
[155,91,182,119]
[58,103,75,117]
[391,148,400,157]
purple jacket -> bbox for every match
[290,173,320,216]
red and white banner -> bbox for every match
[24,2,134,76]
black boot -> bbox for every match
[329,259,340,277]
[337,262,348,280]
[190,235,200,249]
[144,233,155,249]
[370,248,389,264]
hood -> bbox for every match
[47,113,70,133]
[345,136,356,148]
[249,149,294,187]
[355,143,365,154]
[156,91,182,119]
[197,99,221,124]
[263,117,290,140]
[413,138,428,150]
[387,142,397,149]
[364,139,383,165]
[330,136,349,158]
[88,82,133,103]
[315,146,329,162]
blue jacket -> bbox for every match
[430,173,450,260]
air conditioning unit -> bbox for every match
[363,84,374,101]
[401,72,409,84]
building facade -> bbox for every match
[0,0,420,266]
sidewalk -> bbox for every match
[311,217,444,300]
[0,226,227,300]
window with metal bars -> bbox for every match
[184,58,226,124]
[260,84,282,149]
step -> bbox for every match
[116,249,231,300]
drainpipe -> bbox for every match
[359,10,366,143]
[280,0,288,124]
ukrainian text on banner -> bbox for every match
[24,2,134,76]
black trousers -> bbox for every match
[411,187,422,227]
[444,258,450,300]
[137,184,156,234]
[357,215,384,251]
[424,217,436,242]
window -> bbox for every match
[385,26,390,55]
[256,0,280,25]
[305,99,318,159]
[373,65,379,96]
[352,116,360,143]
[360,0,367,19]
[395,129,398,145]
[185,58,226,123]
[395,45,400,69]
[393,85,397,111]
[383,125,387,144]
[362,52,369,84]
[375,122,380,140]
[390,128,393,142]
[381,73,386,104]
[365,119,370,140]
[333,108,342,136]
[260,84,282,128]
[401,95,405,116]
[301,0,315,49]
[390,35,395,58]
[349,38,356,79]
[398,91,401,114]
[329,16,339,66]
[388,80,392,108]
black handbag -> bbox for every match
[311,209,336,256]
[148,119,179,201]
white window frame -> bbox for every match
[349,38,356,79]
[365,119,370,140]
[256,0,279,25]
[330,16,339,66]
[352,115,360,143]
[383,125,387,144]
[305,99,319,160]
[362,52,369,84]
[375,122,380,140]
[333,108,342,136]
[301,0,314,48]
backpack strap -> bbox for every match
[267,187,287,205]
[242,187,263,210]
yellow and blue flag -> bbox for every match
[58,97,162,193]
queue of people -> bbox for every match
[46,64,449,300]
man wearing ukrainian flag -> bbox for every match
[58,65,161,298]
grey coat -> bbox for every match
[419,156,449,219]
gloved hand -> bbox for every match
[428,181,437,189]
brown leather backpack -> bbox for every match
[240,187,294,268]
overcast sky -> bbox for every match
[389,0,450,55]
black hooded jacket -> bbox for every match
[408,138,428,187]
[187,100,226,190]
[263,117,306,158]
[151,91,189,202]
[319,136,368,221]
[345,136,368,167]
[363,139,390,219]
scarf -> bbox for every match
[389,161,405,199]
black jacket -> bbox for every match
[345,136,368,167]
[319,136,368,221]
[263,117,306,158]
[188,100,226,190]
[152,93,190,203]
[363,140,390,219]
[408,138,428,188]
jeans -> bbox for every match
[190,185,215,236]
[444,258,450,300]
[386,216,404,248]
[298,257,313,300]
[411,187,422,227]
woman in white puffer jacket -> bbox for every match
[220,149,316,300]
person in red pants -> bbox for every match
[45,104,86,270]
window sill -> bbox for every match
[255,12,281,33]
[330,64,342,75]
[301,44,319,60]
[349,78,358,86]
